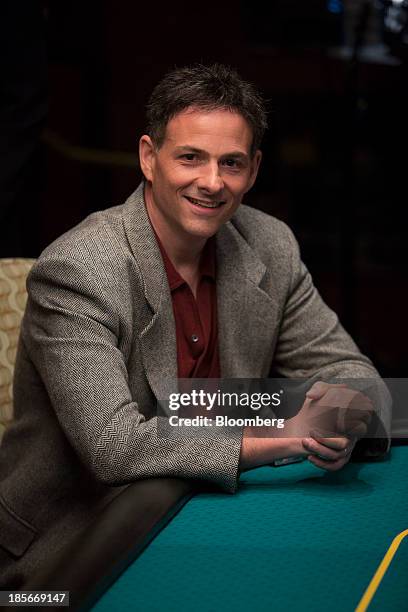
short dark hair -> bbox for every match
[146,63,267,157]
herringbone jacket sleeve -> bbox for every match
[21,253,242,493]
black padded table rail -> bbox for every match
[21,478,196,611]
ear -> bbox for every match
[139,135,157,182]
[246,149,262,192]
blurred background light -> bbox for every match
[328,0,344,14]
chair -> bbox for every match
[0,258,36,442]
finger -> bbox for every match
[314,388,370,412]
[307,454,349,471]
[305,382,330,400]
[302,437,351,460]
[349,394,374,412]
[345,408,373,425]
[346,422,368,438]
[334,412,369,438]
[309,431,351,451]
[344,413,372,428]
[306,382,347,400]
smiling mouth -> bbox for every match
[184,196,225,209]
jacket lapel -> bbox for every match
[216,220,278,378]
[121,184,178,402]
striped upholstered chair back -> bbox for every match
[0,258,35,442]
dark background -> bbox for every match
[1,0,407,376]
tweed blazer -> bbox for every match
[0,183,380,586]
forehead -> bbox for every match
[162,108,253,154]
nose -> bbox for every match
[196,161,224,194]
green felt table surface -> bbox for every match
[93,447,408,612]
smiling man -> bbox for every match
[141,108,260,267]
[0,64,386,587]
[141,107,260,297]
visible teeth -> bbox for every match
[186,196,222,209]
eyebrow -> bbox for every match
[174,146,249,160]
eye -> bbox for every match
[180,153,198,161]
[222,158,242,169]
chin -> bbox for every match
[184,213,231,238]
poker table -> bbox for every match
[26,445,407,612]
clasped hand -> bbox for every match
[298,381,374,471]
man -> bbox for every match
[0,64,386,587]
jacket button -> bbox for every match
[191,334,199,343]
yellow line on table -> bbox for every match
[355,529,408,612]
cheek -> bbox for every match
[170,166,198,186]
[227,178,251,199]
[158,167,194,193]
[225,170,252,189]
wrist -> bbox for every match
[285,436,307,457]
[239,428,308,471]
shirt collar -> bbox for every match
[154,232,216,291]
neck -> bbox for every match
[144,182,206,270]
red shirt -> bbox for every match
[156,237,220,379]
